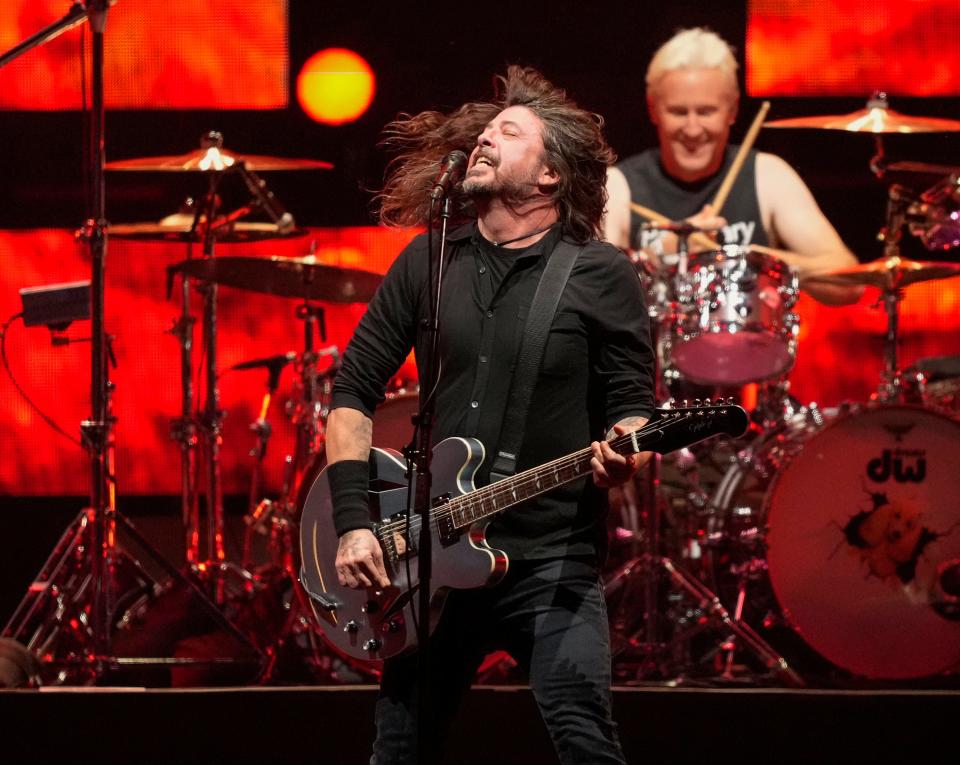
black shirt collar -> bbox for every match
[448,220,564,261]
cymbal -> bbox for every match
[806,255,960,290]
[765,107,960,134]
[168,255,382,303]
[110,220,307,243]
[106,146,333,172]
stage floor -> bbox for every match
[2,683,958,764]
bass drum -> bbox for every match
[710,404,960,680]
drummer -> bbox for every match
[603,27,862,306]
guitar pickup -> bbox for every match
[380,516,418,563]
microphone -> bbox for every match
[431,150,468,200]
[231,351,297,371]
[236,163,295,233]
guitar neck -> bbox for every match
[440,405,741,531]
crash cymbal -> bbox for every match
[168,255,382,303]
[806,255,960,290]
[110,220,307,243]
[765,107,960,134]
[106,146,333,172]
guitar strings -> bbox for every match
[375,411,707,538]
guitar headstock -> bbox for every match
[646,399,749,453]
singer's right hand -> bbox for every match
[335,528,390,589]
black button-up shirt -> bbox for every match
[331,222,655,560]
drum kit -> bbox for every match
[606,98,960,686]
[6,96,960,688]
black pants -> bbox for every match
[370,557,625,764]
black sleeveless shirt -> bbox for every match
[617,146,769,251]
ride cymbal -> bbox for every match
[107,146,333,172]
[805,255,960,290]
[168,255,382,303]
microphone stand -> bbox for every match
[410,191,454,758]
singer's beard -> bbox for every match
[463,176,541,206]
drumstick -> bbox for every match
[628,200,719,251]
[710,100,770,215]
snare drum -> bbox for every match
[665,246,799,386]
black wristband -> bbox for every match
[328,459,373,537]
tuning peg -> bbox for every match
[693,398,702,407]
[704,397,712,406]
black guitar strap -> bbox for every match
[489,238,583,483]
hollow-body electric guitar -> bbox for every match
[299,403,748,662]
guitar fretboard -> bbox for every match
[442,419,663,530]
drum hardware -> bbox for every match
[232,300,346,683]
[904,355,960,417]
[0,7,264,684]
[152,131,339,594]
[906,173,960,252]
[606,277,804,686]
[806,183,960,403]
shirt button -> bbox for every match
[479,266,487,274]
[470,400,479,409]
[479,355,487,363]
[486,310,493,318]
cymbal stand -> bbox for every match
[874,185,910,403]
[606,228,803,686]
[170,250,200,566]
[241,303,341,681]
[178,137,231,596]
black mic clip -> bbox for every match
[231,351,298,372]
[431,150,468,201]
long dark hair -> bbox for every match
[377,66,615,244]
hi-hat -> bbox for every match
[765,107,960,134]
[168,256,382,303]
[806,255,960,291]
[107,146,333,172]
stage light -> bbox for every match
[297,48,375,125]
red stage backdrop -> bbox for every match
[747,0,960,96]
[2,227,959,496]
[0,0,288,109]
[0,227,417,496]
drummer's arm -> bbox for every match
[755,152,864,306]
[603,166,633,251]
